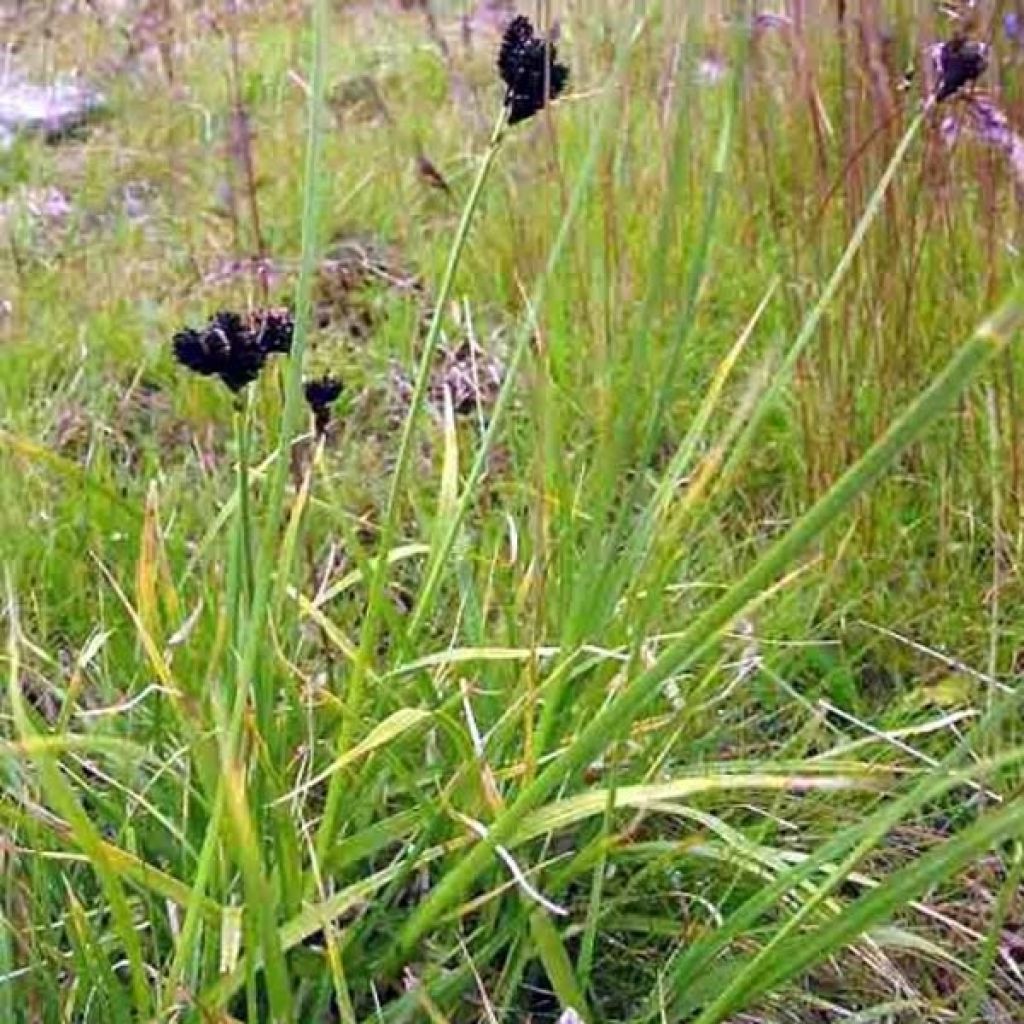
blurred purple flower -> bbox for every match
[1005,12,1024,47]
[943,95,1024,189]
[696,56,727,86]
[940,115,961,149]
[970,96,1011,145]
[753,12,791,32]
[967,96,1024,185]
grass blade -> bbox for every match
[393,291,1024,963]
[691,794,1024,1023]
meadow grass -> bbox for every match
[2,1,1024,1021]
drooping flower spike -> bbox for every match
[497,15,569,125]
[934,36,988,103]
[303,374,344,436]
[248,307,295,355]
[172,308,295,394]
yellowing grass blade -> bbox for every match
[513,773,884,845]
[291,590,363,667]
[94,556,177,692]
[203,864,403,1008]
[310,543,430,609]
[436,385,459,544]
[389,645,561,678]
[273,708,433,805]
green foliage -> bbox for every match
[2,2,1024,1022]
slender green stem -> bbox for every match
[189,0,330,1016]
[230,0,328,744]
[312,109,508,867]
[391,291,1024,963]
[225,455,245,667]
[161,787,226,1007]
[406,10,657,641]
[234,397,255,601]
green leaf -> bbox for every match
[530,909,592,1022]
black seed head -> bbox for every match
[498,15,535,82]
[304,374,344,409]
[217,347,266,393]
[497,15,569,125]
[172,327,226,379]
[210,310,246,340]
[304,374,344,435]
[171,308,272,394]
[936,37,988,102]
[250,307,295,355]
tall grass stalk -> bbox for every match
[313,109,508,865]
[161,0,331,1017]
[406,9,657,641]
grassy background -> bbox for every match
[2,1,1024,1021]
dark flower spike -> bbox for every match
[172,307,295,395]
[249,306,295,355]
[498,15,569,125]
[172,327,223,379]
[172,310,267,393]
[935,36,988,103]
[304,374,344,436]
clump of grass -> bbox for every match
[2,4,1024,1024]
